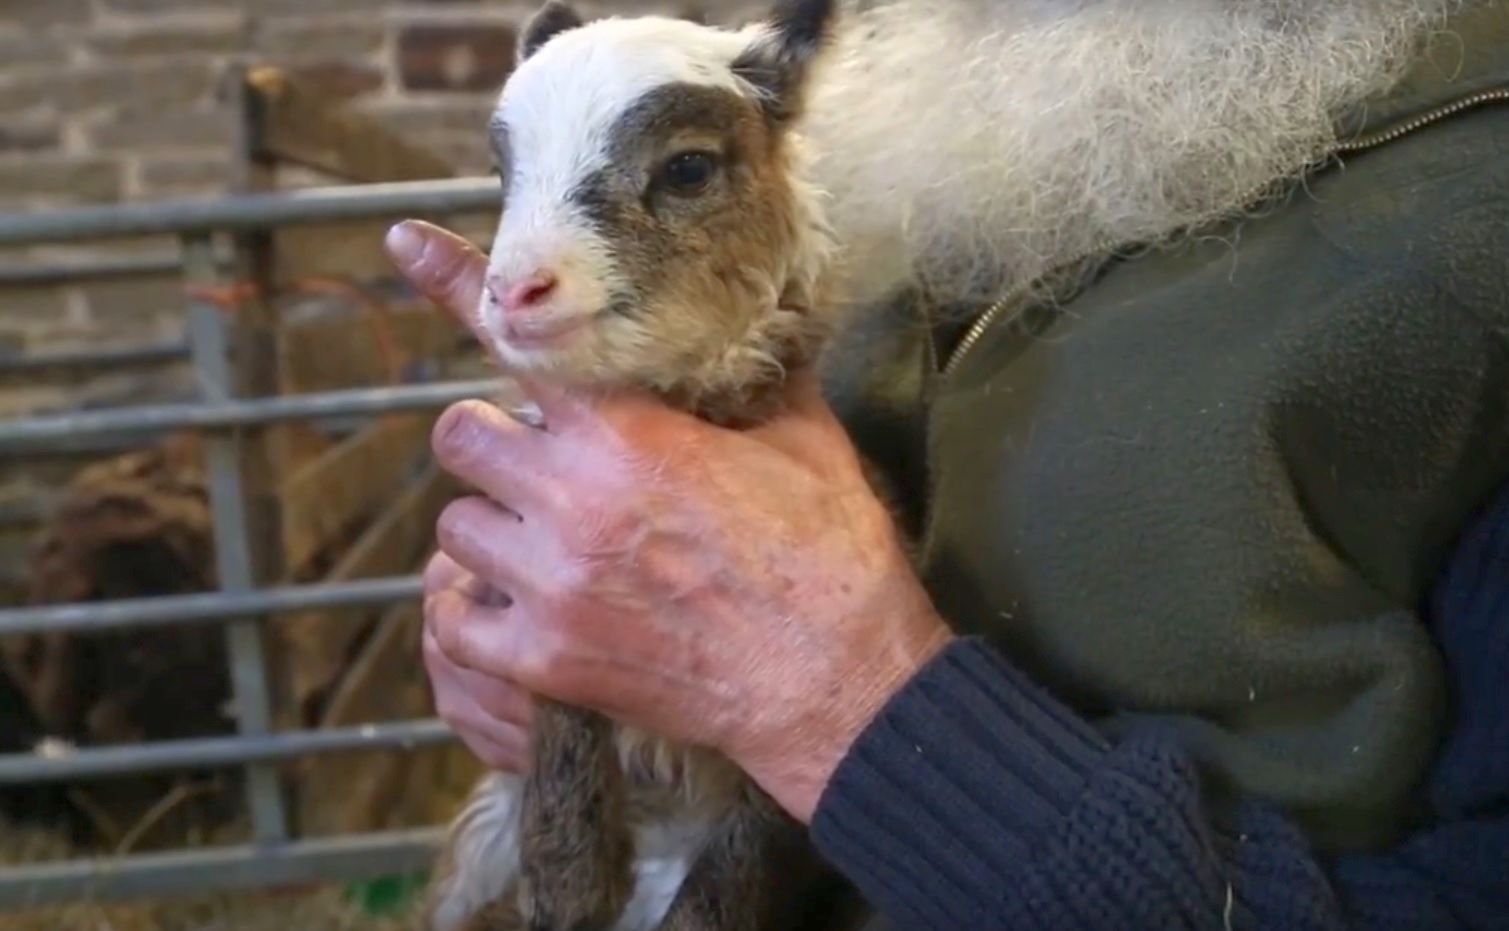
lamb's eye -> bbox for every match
[658,151,718,195]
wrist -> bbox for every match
[749,610,954,823]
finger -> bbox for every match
[423,549,468,594]
[424,582,509,670]
[424,549,513,608]
[384,220,489,339]
[436,496,561,597]
[456,663,535,730]
[524,380,710,472]
[780,367,833,417]
[510,373,594,435]
[508,372,675,438]
[424,647,529,772]
[427,592,671,737]
[427,584,567,699]
[428,568,532,671]
[431,400,560,513]
[745,369,859,468]
[458,726,530,774]
[423,626,533,730]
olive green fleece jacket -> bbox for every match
[822,3,1509,853]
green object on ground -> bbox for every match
[348,871,428,916]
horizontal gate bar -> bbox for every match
[0,251,228,287]
[0,827,445,908]
[0,339,188,374]
[0,176,499,246]
[0,719,454,784]
[0,378,497,454]
[0,430,190,461]
[0,574,423,636]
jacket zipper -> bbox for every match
[1332,86,1509,152]
[938,85,1509,380]
[938,280,1041,379]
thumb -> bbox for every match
[780,367,831,416]
[764,367,841,433]
[509,373,592,433]
[385,220,489,341]
[745,367,851,462]
[513,372,696,449]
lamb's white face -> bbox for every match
[478,5,835,401]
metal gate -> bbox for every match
[0,67,502,909]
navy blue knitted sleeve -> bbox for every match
[810,636,1509,930]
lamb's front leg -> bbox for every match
[652,790,817,931]
[519,700,636,931]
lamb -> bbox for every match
[422,1,859,930]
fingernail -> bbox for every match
[432,403,480,460]
[432,399,499,464]
[385,221,425,266]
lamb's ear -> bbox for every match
[519,0,584,61]
[732,0,838,124]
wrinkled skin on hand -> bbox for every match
[389,219,953,822]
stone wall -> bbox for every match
[0,0,759,357]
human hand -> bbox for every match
[387,219,953,822]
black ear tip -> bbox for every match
[520,0,585,60]
[537,0,580,20]
[771,0,839,47]
[731,0,837,125]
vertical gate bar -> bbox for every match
[182,232,290,844]
[223,62,287,586]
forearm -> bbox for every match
[810,637,1479,931]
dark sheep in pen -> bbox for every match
[0,436,237,849]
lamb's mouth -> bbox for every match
[499,311,600,349]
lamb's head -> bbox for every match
[479,0,840,410]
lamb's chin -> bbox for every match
[489,334,648,395]
[491,342,571,376]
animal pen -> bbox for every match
[0,66,501,912]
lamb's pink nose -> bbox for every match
[489,271,558,315]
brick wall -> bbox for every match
[1,0,761,206]
[0,0,759,359]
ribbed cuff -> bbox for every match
[811,636,1111,929]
